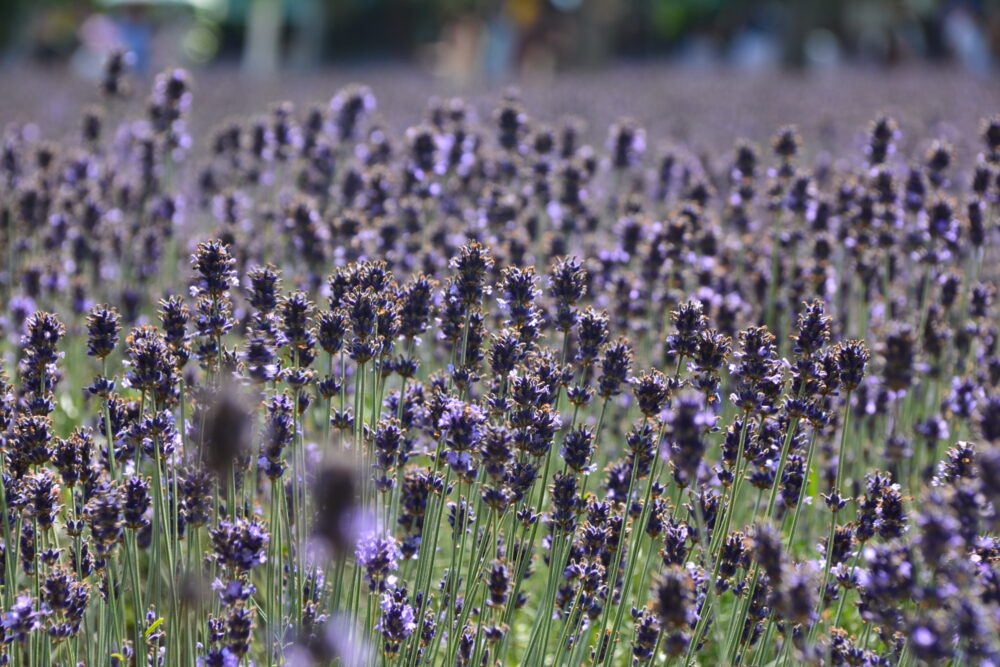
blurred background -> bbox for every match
[2,0,1000,160]
[2,0,1000,81]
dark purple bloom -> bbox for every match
[632,370,673,418]
[86,306,120,359]
[191,239,238,299]
[836,340,869,392]
[376,588,416,657]
[438,399,487,453]
[211,517,270,571]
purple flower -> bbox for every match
[86,305,120,359]
[213,578,257,607]
[437,399,487,453]
[355,531,401,592]
[2,594,47,643]
[376,588,416,656]
[190,239,238,299]
[211,517,270,571]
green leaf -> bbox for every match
[144,617,165,640]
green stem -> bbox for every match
[810,390,852,645]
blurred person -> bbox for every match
[80,6,152,74]
[73,13,120,80]
[114,5,153,72]
[884,0,927,64]
[728,8,783,71]
[847,0,895,64]
[483,0,517,79]
[516,0,566,79]
[24,4,84,63]
[942,0,993,73]
[287,0,325,69]
[432,12,484,85]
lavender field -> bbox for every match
[1,59,999,666]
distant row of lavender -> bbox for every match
[0,51,999,666]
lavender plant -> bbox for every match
[0,54,998,667]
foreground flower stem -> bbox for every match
[604,430,666,666]
[591,431,645,662]
[747,414,803,663]
[785,428,819,555]
[810,390,853,645]
[685,412,751,666]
